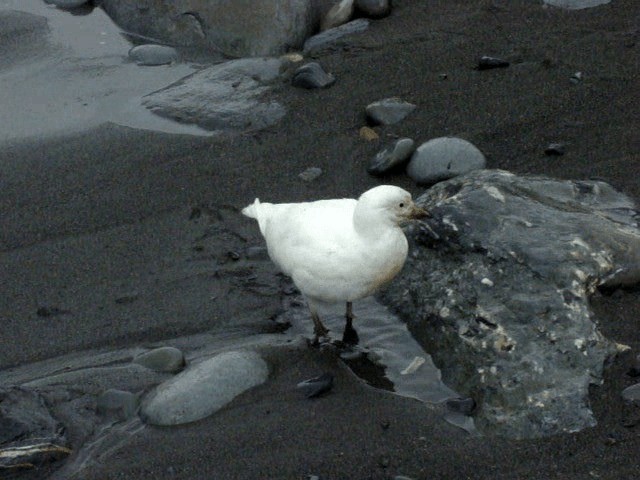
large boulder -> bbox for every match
[0,11,51,70]
[142,57,287,133]
[98,0,335,57]
[381,170,640,438]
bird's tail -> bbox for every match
[242,198,270,236]
[242,198,261,219]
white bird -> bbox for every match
[242,185,428,344]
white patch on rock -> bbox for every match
[481,277,494,287]
[484,186,505,203]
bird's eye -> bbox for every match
[399,202,405,208]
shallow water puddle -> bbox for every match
[0,0,212,140]
[281,296,476,431]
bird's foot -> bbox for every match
[308,325,331,347]
[341,323,360,345]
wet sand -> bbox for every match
[2,0,640,478]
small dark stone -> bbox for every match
[476,56,510,70]
[628,368,640,378]
[45,0,90,9]
[367,138,415,175]
[36,306,68,317]
[189,207,202,220]
[622,383,640,404]
[627,354,640,377]
[355,0,391,18]
[228,251,241,261]
[604,432,623,446]
[379,456,390,468]
[380,420,390,430]
[545,143,566,156]
[115,294,139,304]
[292,63,336,89]
[446,396,476,415]
[296,373,334,398]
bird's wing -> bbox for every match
[257,198,358,272]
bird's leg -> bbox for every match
[310,309,330,345]
[342,301,359,345]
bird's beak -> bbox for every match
[407,203,430,220]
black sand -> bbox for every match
[2,0,640,478]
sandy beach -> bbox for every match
[1,0,640,478]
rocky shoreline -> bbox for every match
[2,0,640,478]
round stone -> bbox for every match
[406,137,486,184]
[140,351,269,426]
[133,346,185,373]
[355,0,391,18]
[128,44,178,66]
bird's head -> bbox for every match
[355,185,429,230]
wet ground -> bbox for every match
[2,0,640,478]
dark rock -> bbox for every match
[128,44,178,66]
[0,387,69,469]
[406,137,486,184]
[303,19,370,53]
[627,354,640,377]
[446,396,476,415]
[545,143,566,156]
[142,57,286,133]
[297,373,334,398]
[114,293,139,304]
[99,0,334,57]
[367,138,416,175]
[292,62,336,89]
[366,97,416,125]
[476,56,510,70]
[381,170,640,438]
[622,383,640,404]
[96,389,139,421]
[45,0,90,9]
[37,306,69,317]
[355,0,391,18]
